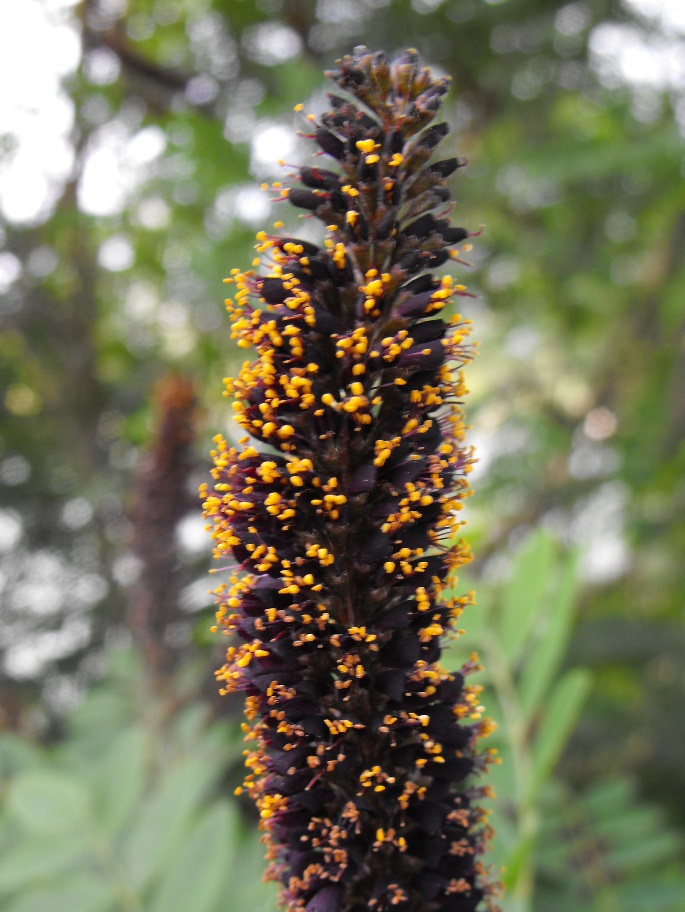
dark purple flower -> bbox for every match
[202,46,498,912]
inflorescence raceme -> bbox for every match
[202,47,498,912]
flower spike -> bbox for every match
[203,46,498,912]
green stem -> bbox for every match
[482,629,538,912]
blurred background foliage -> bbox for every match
[1,0,684,909]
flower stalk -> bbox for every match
[202,46,497,912]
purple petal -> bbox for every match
[306,885,343,912]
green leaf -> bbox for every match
[225,825,279,912]
[2,870,115,912]
[0,809,17,858]
[583,778,635,816]
[594,806,662,842]
[527,668,592,800]
[606,832,683,873]
[497,530,556,663]
[463,589,490,643]
[148,800,237,912]
[92,727,147,837]
[67,689,131,751]
[502,831,536,891]
[6,770,90,835]
[120,755,219,892]
[0,734,43,781]
[0,832,88,893]
[172,705,212,750]
[534,774,685,909]
[617,880,685,911]
[519,550,580,719]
